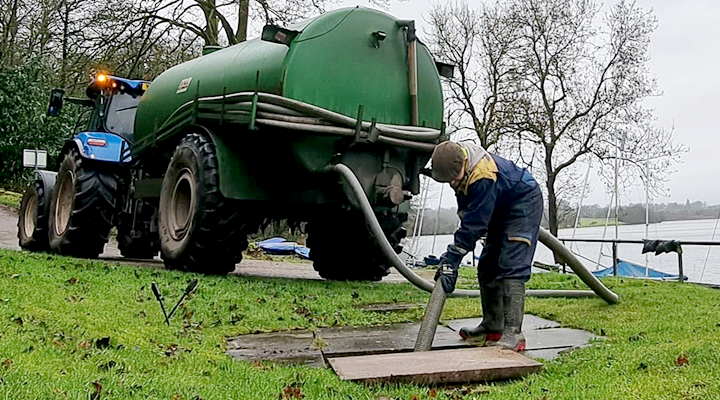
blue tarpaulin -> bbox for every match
[257,238,310,259]
[592,258,687,280]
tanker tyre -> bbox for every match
[158,133,246,274]
[17,180,50,252]
[308,212,398,282]
[48,148,118,258]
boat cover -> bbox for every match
[592,258,687,280]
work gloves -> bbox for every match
[434,243,468,293]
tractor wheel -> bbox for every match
[17,180,50,252]
[308,211,406,281]
[48,148,118,258]
[158,133,248,274]
[118,200,159,259]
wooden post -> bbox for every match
[677,246,684,283]
[612,242,618,277]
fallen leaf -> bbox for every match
[251,360,265,370]
[90,381,103,400]
[171,394,184,400]
[282,384,304,399]
[429,388,437,398]
[410,396,419,400]
[95,337,111,349]
[294,306,311,317]
[165,343,179,356]
[676,356,689,366]
[78,341,91,350]
[67,277,78,284]
[2,359,11,368]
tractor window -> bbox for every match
[105,91,141,141]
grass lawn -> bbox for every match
[577,218,624,228]
[0,189,21,211]
[1,249,719,399]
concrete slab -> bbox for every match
[225,314,598,366]
[328,346,543,385]
[226,330,326,367]
[318,323,460,357]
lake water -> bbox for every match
[404,219,720,284]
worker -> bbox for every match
[430,140,543,352]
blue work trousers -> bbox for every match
[477,185,543,284]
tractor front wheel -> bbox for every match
[48,148,118,258]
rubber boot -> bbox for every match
[491,279,526,352]
[459,280,503,342]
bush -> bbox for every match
[0,60,77,189]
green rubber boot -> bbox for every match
[491,279,526,352]
[459,280,503,342]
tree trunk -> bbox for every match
[236,0,249,43]
[546,174,558,236]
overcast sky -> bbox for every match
[337,0,720,208]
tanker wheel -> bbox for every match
[17,179,50,252]
[48,148,118,258]
[308,211,405,281]
[158,133,248,274]
[118,200,159,259]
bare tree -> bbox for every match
[430,0,685,236]
[135,0,338,48]
[425,1,518,149]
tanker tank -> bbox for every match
[129,7,448,280]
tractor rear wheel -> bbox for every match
[308,210,406,281]
[158,133,248,274]
[17,180,50,252]
[48,148,118,258]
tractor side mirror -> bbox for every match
[47,88,65,117]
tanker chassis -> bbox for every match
[18,7,450,281]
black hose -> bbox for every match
[328,163,620,304]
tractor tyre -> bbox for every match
[17,180,50,252]
[308,211,406,281]
[158,133,248,274]
[48,148,118,258]
[118,200,159,259]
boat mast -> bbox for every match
[645,150,650,277]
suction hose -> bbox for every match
[328,163,620,305]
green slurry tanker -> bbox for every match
[18,7,450,281]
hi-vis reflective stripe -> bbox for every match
[508,236,532,246]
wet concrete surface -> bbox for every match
[227,315,598,366]
[0,206,409,282]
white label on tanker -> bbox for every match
[177,77,193,94]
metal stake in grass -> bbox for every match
[167,279,199,321]
[151,281,170,326]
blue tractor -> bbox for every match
[17,74,156,259]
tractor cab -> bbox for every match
[47,74,150,144]
[84,74,150,143]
